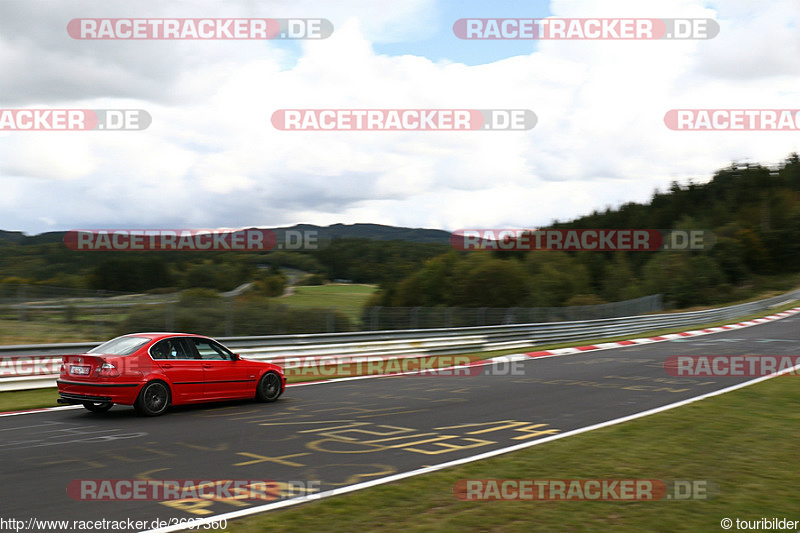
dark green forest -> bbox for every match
[0,234,449,294]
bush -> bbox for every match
[179,288,221,305]
[117,296,353,336]
[297,274,326,286]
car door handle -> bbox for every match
[161,364,173,369]
[202,364,213,369]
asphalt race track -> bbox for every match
[1,313,799,532]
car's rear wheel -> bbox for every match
[83,401,113,413]
[256,372,282,402]
[134,381,171,416]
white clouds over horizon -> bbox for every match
[0,0,798,234]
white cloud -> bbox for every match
[0,0,798,233]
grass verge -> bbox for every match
[0,388,61,412]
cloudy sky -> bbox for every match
[1,0,799,234]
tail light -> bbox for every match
[97,362,119,378]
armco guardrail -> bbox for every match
[2,289,799,392]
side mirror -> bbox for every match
[232,353,240,361]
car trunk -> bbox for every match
[61,354,107,380]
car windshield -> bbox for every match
[87,336,150,356]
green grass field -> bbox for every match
[0,318,111,345]
[279,283,377,323]
[0,284,377,345]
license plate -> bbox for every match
[70,365,90,376]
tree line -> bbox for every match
[0,236,449,294]
[370,154,800,309]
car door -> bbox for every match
[185,337,256,399]
[150,337,204,403]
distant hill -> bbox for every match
[0,230,26,243]
[274,223,451,244]
[0,224,453,246]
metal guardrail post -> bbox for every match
[327,308,335,333]
[371,306,381,331]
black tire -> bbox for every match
[255,372,282,402]
[134,381,171,416]
[82,401,113,413]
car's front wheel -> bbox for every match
[134,381,171,416]
[83,401,113,413]
[256,372,282,402]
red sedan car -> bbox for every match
[57,333,285,416]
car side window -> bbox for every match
[189,338,233,361]
[151,338,192,360]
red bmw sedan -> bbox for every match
[57,332,285,416]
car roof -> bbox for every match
[121,332,212,341]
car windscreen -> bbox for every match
[87,336,150,356]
